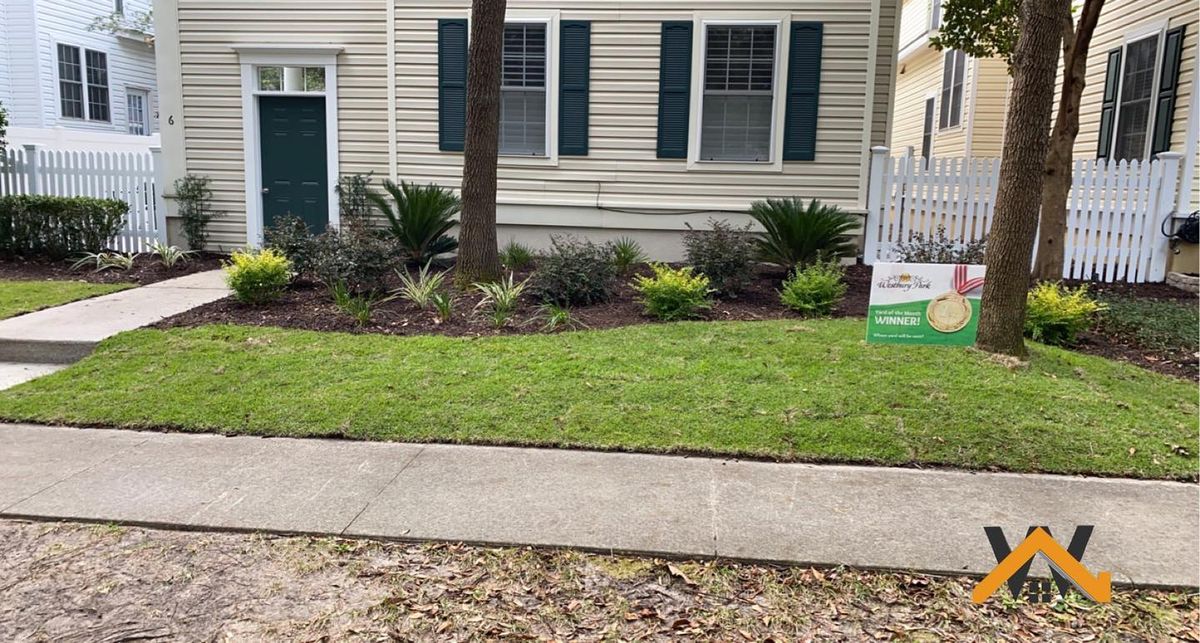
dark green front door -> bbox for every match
[259,95,328,232]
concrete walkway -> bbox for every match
[0,271,228,387]
[2,423,1196,588]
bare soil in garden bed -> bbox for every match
[0,253,225,286]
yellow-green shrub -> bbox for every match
[224,248,293,305]
[779,261,847,316]
[631,263,712,320]
[1024,282,1105,346]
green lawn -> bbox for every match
[0,280,133,320]
[0,320,1194,479]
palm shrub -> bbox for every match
[611,237,648,276]
[779,261,847,316]
[1024,283,1105,346]
[683,219,756,297]
[747,198,857,268]
[224,248,292,305]
[631,263,712,321]
[368,180,460,265]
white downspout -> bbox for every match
[1177,58,1199,213]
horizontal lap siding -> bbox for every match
[396,1,878,212]
[177,1,387,248]
[872,0,901,147]
[969,57,1010,158]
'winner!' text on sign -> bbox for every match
[865,263,986,347]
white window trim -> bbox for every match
[125,86,151,135]
[233,45,343,247]
[498,10,560,167]
[1107,20,1168,161]
[938,49,967,133]
[55,43,112,123]
[688,13,791,173]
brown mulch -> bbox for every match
[1,520,1195,642]
[157,264,874,338]
[0,253,225,286]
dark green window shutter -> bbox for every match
[656,21,692,159]
[559,20,591,156]
[1151,26,1186,155]
[783,22,823,161]
[438,19,468,152]
[1096,48,1121,159]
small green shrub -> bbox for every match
[779,261,847,316]
[0,195,127,259]
[394,262,447,310]
[174,175,217,251]
[264,215,317,276]
[500,240,535,271]
[148,241,196,268]
[431,291,454,322]
[70,251,137,273]
[368,180,459,266]
[611,237,648,276]
[747,197,857,268]
[224,248,292,305]
[893,225,986,264]
[474,273,527,328]
[331,280,390,327]
[1024,282,1105,346]
[1096,294,1199,354]
[309,228,397,293]
[631,263,712,321]
[683,219,756,297]
[529,236,617,306]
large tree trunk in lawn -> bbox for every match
[1032,0,1105,281]
[975,0,1066,358]
[455,0,507,286]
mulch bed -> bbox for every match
[157,264,873,337]
[0,253,225,286]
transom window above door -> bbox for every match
[700,24,777,162]
[256,66,326,93]
[500,22,548,156]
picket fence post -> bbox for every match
[22,144,42,195]
[1150,152,1183,281]
[864,146,890,264]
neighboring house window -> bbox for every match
[500,22,548,156]
[126,89,149,135]
[921,97,935,160]
[57,45,85,119]
[85,50,111,122]
[930,0,942,30]
[939,49,966,129]
[700,24,777,162]
[114,0,124,15]
[1112,35,1158,161]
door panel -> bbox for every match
[259,95,328,233]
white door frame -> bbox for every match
[233,44,343,247]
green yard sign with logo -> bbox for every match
[866,263,986,346]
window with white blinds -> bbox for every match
[500,23,547,156]
[1113,35,1158,161]
[700,25,777,162]
[939,49,965,130]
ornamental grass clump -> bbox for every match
[1024,282,1105,347]
[224,248,292,305]
[631,263,712,321]
[779,261,847,316]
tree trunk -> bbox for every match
[975,0,1066,358]
[1032,0,1105,281]
[455,0,507,286]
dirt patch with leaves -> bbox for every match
[0,253,225,286]
[1,520,1195,642]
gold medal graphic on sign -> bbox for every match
[926,291,972,333]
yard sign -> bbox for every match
[866,263,986,346]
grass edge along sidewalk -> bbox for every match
[0,319,1193,480]
[0,280,134,321]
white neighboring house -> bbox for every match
[0,0,159,151]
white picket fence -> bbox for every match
[0,143,166,253]
[864,147,1185,283]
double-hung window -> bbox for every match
[57,44,110,121]
[939,49,966,130]
[1112,35,1158,161]
[500,22,548,156]
[700,24,777,162]
[930,0,942,31]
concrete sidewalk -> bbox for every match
[2,423,1196,588]
[0,271,228,385]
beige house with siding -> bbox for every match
[150,0,902,259]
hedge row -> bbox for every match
[0,195,128,259]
